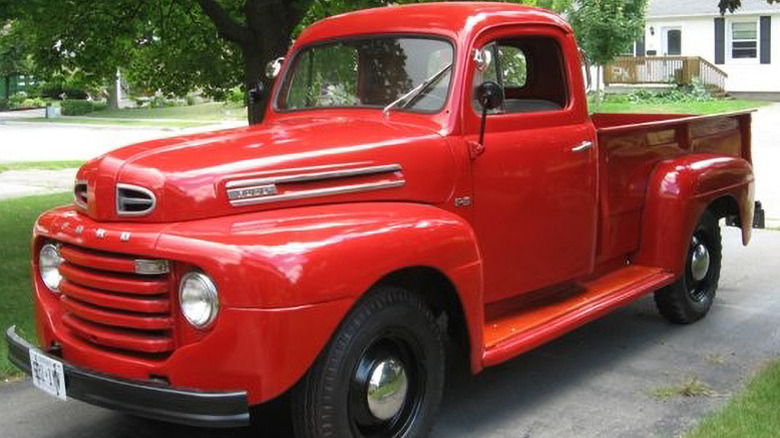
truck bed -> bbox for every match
[591,110,754,265]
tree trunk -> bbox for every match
[107,69,121,110]
[243,48,268,125]
[3,76,10,99]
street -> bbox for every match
[1,227,779,437]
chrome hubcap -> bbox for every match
[690,236,710,282]
[366,357,409,421]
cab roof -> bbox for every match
[295,2,572,46]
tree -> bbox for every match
[0,0,576,124]
[568,0,648,100]
[0,22,35,99]
[719,0,779,13]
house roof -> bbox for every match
[648,0,780,17]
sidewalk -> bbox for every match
[0,169,78,200]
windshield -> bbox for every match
[277,37,453,112]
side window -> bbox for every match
[473,37,568,114]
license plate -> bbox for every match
[30,349,67,401]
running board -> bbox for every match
[482,266,675,368]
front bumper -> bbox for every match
[5,325,250,428]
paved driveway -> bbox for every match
[1,227,778,437]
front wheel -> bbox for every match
[654,210,722,324]
[292,286,445,438]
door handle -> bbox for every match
[571,141,593,153]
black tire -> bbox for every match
[292,286,445,438]
[654,209,722,324]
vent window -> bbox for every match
[116,184,156,216]
[74,181,88,208]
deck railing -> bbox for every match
[604,56,727,94]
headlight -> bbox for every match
[179,271,219,329]
[39,243,63,292]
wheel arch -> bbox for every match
[634,154,754,276]
[374,266,473,367]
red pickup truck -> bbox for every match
[6,3,761,437]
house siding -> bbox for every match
[645,14,780,92]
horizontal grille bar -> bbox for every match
[60,263,168,295]
[60,280,170,314]
[63,314,174,354]
[61,245,138,274]
[62,297,172,331]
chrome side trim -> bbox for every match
[230,180,405,207]
[74,180,88,209]
[225,164,403,189]
[116,183,157,217]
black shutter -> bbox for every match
[760,16,771,64]
[715,17,726,64]
[636,36,646,57]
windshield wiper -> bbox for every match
[382,62,453,117]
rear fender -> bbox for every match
[634,154,754,276]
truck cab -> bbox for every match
[6,4,757,438]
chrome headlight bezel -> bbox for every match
[179,271,219,329]
[39,243,63,292]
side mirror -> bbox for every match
[266,57,284,79]
[248,81,265,104]
[475,81,503,152]
[476,81,504,111]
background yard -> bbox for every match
[0,193,71,380]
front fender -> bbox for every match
[156,202,485,395]
[634,154,754,276]
[157,202,482,309]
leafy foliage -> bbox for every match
[61,99,108,116]
[569,0,648,67]
[719,0,779,13]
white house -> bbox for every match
[642,0,780,96]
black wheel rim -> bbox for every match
[686,233,714,303]
[348,328,426,438]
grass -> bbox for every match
[591,99,770,115]
[88,102,247,121]
[0,161,84,173]
[0,192,72,380]
[687,361,780,438]
[651,376,714,400]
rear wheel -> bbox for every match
[292,286,445,438]
[654,210,722,324]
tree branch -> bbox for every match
[194,0,250,45]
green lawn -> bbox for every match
[591,99,770,115]
[88,102,247,121]
[687,360,780,438]
[0,161,84,173]
[0,193,72,380]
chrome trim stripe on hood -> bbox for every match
[226,164,404,207]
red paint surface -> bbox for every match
[29,3,755,406]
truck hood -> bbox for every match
[75,116,456,222]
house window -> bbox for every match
[731,21,758,59]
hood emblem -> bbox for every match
[225,164,404,207]
[228,184,278,201]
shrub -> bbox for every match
[227,87,245,105]
[8,92,28,108]
[61,99,101,116]
[0,99,9,111]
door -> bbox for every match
[467,27,598,304]
[662,27,682,55]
